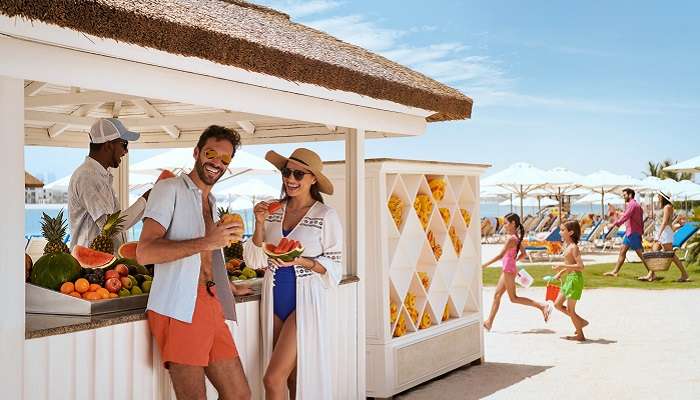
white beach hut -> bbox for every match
[0,2,474,399]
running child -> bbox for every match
[552,220,589,341]
[481,213,552,331]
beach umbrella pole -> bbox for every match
[520,185,524,218]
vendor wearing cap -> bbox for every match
[68,118,149,250]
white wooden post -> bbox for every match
[0,76,26,399]
[111,153,131,240]
[345,128,366,397]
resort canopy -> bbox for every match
[481,162,550,217]
[3,0,473,150]
[24,171,43,188]
[663,155,700,174]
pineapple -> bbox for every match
[89,211,125,254]
[41,210,70,254]
[218,206,244,261]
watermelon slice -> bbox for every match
[71,245,116,268]
[118,241,138,259]
[157,169,176,182]
[267,201,282,213]
[264,240,304,262]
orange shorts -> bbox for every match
[147,285,238,368]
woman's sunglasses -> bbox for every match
[281,167,312,181]
[203,149,232,165]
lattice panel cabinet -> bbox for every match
[323,159,488,398]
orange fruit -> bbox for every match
[88,283,101,292]
[68,291,82,298]
[60,282,75,294]
[108,293,118,299]
[74,278,90,294]
[96,288,110,299]
[82,291,101,301]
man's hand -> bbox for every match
[230,282,254,296]
[204,219,242,250]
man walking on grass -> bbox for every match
[603,188,651,280]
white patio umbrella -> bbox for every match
[499,197,558,207]
[579,171,643,219]
[575,192,625,205]
[214,178,280,202]
[663,155,700,174]
[544,167,585,218]
[130,148,278,179]
[46,172,156,193]
[481,162,550,217]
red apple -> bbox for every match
[115,264,129,277]
[105,277,122,293]
[120,276,133,290]
[104,269,120,281]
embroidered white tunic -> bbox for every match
[243,201,343,400]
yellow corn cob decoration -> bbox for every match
[417,271,430,290]
[387,195,404,229]
[404,292,419,324]
[427,230,442,260]
[390,302,398,324]
[460,208,471,228]
[439,207,451,226]
[393,313,407,337]
[428,178,446,201]
[414,194,433,230]
[449,226,462,255]
[442,303,450,321]
[419,311,432,329]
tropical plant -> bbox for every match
[644,159,694,181]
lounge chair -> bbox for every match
[525,227,562,263]
[673,222,699,259]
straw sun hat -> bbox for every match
[265,148,334,195]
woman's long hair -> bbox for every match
[504,213,525,259]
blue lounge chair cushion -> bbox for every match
[673,222,699,249]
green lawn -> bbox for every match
[483,262,700,289]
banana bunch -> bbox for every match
[404,292,419,324]
[460,208,471,228]
[414,194,433,230]
[419,311,432,329]
[393,313,407,337]
[427,230,442,261]
[417,271,430,290]
[390,301,399,324]
[439,207,451,226]
[449,226,462,255]
[428,178,446,201]
[442,303,450,321]
[387,195,404,229]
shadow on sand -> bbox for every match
[393,362,551,400]
[578,338,617,345]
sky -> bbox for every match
[25,0,700,184]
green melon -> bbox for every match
[29,253,82,291]
[71,245,116,268]
[264,243,304,262]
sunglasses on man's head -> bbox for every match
[203,149,232,165]
[281,167,311,181]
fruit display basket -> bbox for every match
[323,159,488,398]
[26,283,148,316]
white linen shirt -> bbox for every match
[143,174,236,323]
[68,156,145,250]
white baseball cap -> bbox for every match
[89,118,140,144]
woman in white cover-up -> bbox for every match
[243,148,343,400]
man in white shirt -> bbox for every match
[68,118,149,250]
[137,125,252,400]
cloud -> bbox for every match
[259,0,342,18]
[305,15,407,51]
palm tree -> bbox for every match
[644,159,694,181]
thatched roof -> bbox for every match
[25,171,44,188]
[1,0,472,121]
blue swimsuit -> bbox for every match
[273,228,296,321]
